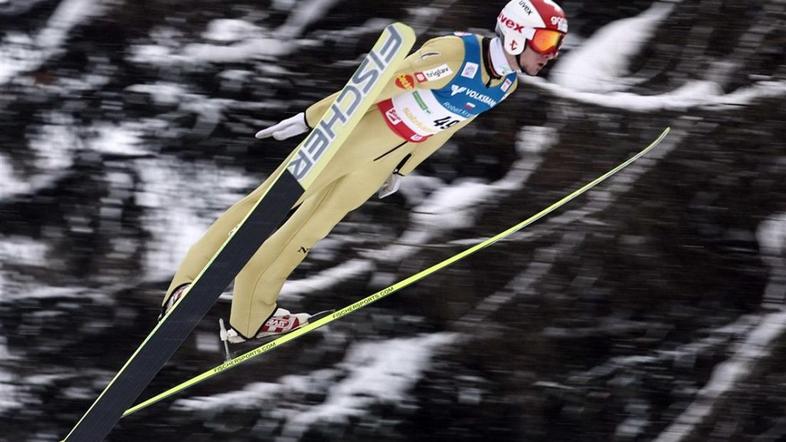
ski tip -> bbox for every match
[385,22,416,40]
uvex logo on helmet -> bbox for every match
[495,0,568,56]
[498,12,525,34]
[516,0,534,15]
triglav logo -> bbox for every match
[288,27,405,181]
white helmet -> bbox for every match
[496,0,568,56]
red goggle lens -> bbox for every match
[528,29,565,55]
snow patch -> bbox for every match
[0,0,107,84]
[203,19,265,43]
[412,179,493,230]
[526,3,785,112]
[516,125,556,155]
[279,333,458,437]
[36,0,103,49]
[0,0,49,16]
[0,365,19,413]
[275,0,342,39]
[280,259,375,300]
[174,333,457,437]
[757,214,786,307]
[0,236,49,273]
[379,125,555,264]
[524,76,732,112]
[181,38,293,63]
[135,158,259,280]
[0,115,81,199]
[654,310,786,442]
[758,214,786,257]
[87,123,149,157]
[0,155,29,199]
[126,83,190,107]
[0,281,107,305]
[397,175,444,206]
[552,3,674,92]
[130,0,342,66]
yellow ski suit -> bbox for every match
[165,34,518,338]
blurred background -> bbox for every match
[1,0,785,440]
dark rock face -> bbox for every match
[0,1,784,441]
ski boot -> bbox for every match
[218,308,333,360]
[158,283,189,321]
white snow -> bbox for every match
[525,3,786,112]
[757,214,786,307]
[180,38,293,64]
[0,0,49,15]
[0,284,110,302]
[654,309,786,442]
[523,76,786,113]
[173,333,457,437]
[569,315,759,384]
[135,158,259,280]
[551,3,674,92]
[758,213,786,258]
[125,83,190,107]
[0,115,80,200]
[411,178,496,230]
[86,123,149,157]
[275,0,342,40]
[396,174,444,206]
[130,0,342,66]
[279,259,375,301]
[0,154,29,198]
[0,236,48,265]
[0,364,19,413]
[278,333,457,439]
[36,0,102,49]
[375,125,556,265]
[217,259,376,303]
[0,0,106,84]
[203,19,266,43]
[30,116,81,168]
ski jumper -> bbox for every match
[165,34,519,338]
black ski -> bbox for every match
[63,23,415,441]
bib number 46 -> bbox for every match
[433,116,460,129]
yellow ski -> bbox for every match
[124,127,671,418]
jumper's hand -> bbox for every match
[254,113,308,140]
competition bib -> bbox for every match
[379,34,517,143]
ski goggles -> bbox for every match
[527,29,565,56]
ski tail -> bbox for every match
[123,128,671,418]
[63,22,416,442]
